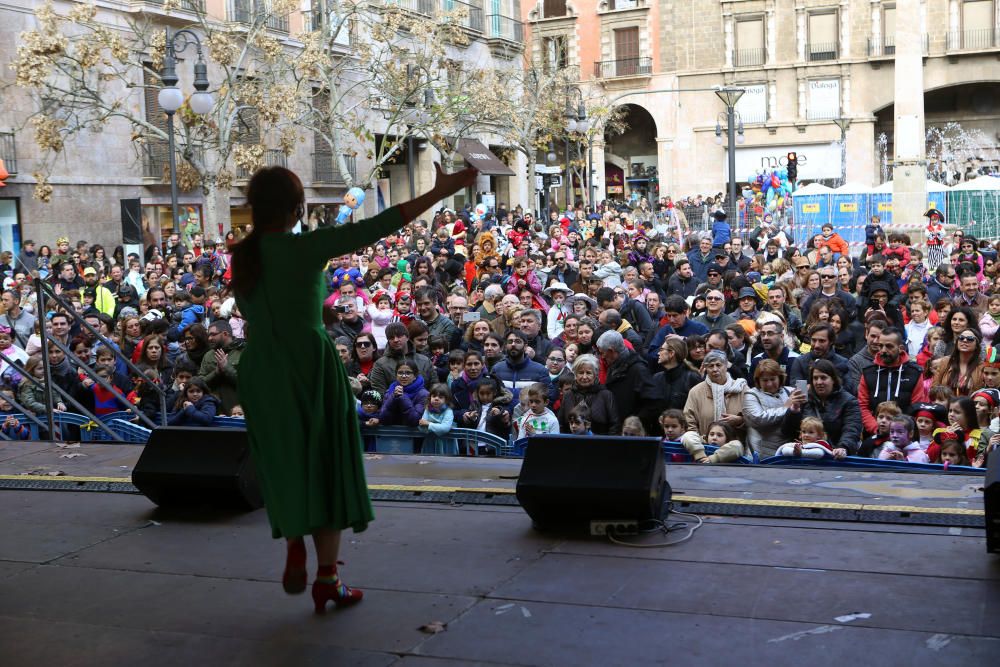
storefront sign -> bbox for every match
[728,142,842,180]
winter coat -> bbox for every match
[557,383,620,435]
[420,406,458,455]
[781,389,863,454]
[788,350,850,386]
[450,371,486,411]
[604,350,659,433]
[648,363,702,416]
[491,355,550,402]
[378,379,429,427]
[166,394,220,427]
[458,389,514,439]
[369,349,437,395]
[743,386,794,457]
[683,379,748,442]
[196,340,244,415]
[857,351,928,433]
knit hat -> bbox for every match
[707,263,724,276]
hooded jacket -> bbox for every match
[857,350,928,433]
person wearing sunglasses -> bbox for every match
[693,289,736,330]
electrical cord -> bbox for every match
[606,508,704,548]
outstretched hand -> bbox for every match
[433,162,478,199]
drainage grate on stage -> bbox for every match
[673,500,985,528]
[0,478,139,494]
[370,488,520,506]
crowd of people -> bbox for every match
[1,200,997,469]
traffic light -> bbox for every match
[786,152,798,182]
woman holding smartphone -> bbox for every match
[743,359,805,458]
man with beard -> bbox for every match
[857,327,927,435]
[369,322,437,395]
[198,319,245,415]
[749,320,799,382]
[788,323,850,385]
[491,330,549,402]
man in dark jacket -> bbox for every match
[666,259,698,299]
[491,331,550,402]
[686,236,714,283]
[926,263,956,306]
[370,322,437,395]
[597,330,658,433]
[596,286,653,340]
[788,324,850,385]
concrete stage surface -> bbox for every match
[0,441,998,666]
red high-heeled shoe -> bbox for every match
[311,577,364,614]
[282,542,307,595]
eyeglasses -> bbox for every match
[821,274,836,279]
[355,340,372,348]
[706,296,723,301]
[397,370,414,376]
[957,335,978,343]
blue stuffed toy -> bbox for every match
[336,187,366,225]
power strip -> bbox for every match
[590,520,639,536]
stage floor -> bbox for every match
[0,441,998,665]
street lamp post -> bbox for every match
[158,29,214,235]
[714,88,745,223]
[563,86,589,209]
[833,117,852,187]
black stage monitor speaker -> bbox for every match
[515,435,669,530]
[987,451,1000,554]
[133,426,263,511]
[120,198,143,245]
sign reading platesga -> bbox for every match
[725,142,842,181]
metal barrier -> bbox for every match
[33,277,168,441]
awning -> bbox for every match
[455,138,515,176]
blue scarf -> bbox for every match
[387,374,425,399]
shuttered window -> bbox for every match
[543,0,566,18]
[614,26,640,75]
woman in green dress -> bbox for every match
[230,164,477,614]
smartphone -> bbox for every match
[795,380,808,395]
[462,311,481,323]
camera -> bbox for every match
[332,304,351,314]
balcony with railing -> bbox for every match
[236,149,287,180]
[0,132,17,175]
[313,153,357,186]
[807,42,838,61]
[947,27,1000,51]
[733,47,765,67]
[227,0,290,33]
[138,0,206,12]
[867,34,928,58]
[381,0,483,32]
[486,14,523,43]
[594,56,652,79]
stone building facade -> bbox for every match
[0,0,528,252]
[523,0,1000,205]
